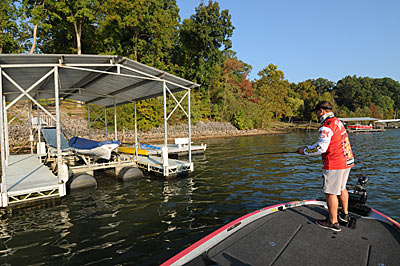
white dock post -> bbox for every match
[0,67,8,207]
[3,95,9,165]
[54,66,63,184]
[36,93,42,154]
[188,88,192,169]
[162,81,169,176]
[88,104,91,139]
[104,107,108,140]
[134,101,138,160]
[114,97,117,141]
[115,66,119,141]
[29,101,34,153]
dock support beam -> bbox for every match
[3,95,9,165]
[188,88,192,167]
[29,101,33,153]
[114,98,117,141]
[54,66,63,184]
[162,81,169,175]
[36,93,42,151]
[134,101,138,160]
[88,104,91,139]
[105,107,108,140]
[0,67,8,207]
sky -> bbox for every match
[176,0,400,83]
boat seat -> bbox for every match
[41,127,71,156]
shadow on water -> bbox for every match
[0,130,399,265]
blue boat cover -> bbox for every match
[140,143,162,150]
[41,127,70,150]
[68,137,121,150]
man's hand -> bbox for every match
[297,147,305,155]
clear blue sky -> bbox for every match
[176,0,400,83]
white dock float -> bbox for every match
[136,156,193,177]
[4,154,65,206]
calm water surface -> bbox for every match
[1,130,399,265]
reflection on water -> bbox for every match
[0,130,399,265]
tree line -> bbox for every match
[2,0,399,130]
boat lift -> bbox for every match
[0,54,199,208]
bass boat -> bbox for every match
[161,177,400,266]
[347,124,373,130]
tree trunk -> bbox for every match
[221,85,226,121]
[133,34,138,61]
[74,22,82,55]
[29,24,38,54]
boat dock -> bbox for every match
[0,54,199,209]
[339,117,386,133]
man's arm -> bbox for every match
[299,126,333,155]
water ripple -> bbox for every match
[0,130,399,265]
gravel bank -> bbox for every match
[8,115,291,149]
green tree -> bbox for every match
[291,80,318,121]
[210,56,254,121]
[21,0,49,54]
[97,0,180,70]
[310,78,334,95]
[334,75,372,112]
[254,64,290,125]
[38,0,99,54]
[285,89,303,122]
[174,0,234,88]
[0,0,23,53]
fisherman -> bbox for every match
[297,101,354,232]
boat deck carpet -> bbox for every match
[185,205,400,266]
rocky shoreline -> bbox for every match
[8,115,318,149]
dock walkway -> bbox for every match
[4,154,65,206]
[136,156,193,177]
[143,144,206,157]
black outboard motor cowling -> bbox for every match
[348,176,371,216]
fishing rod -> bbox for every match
[251,151,297,156]
[233,150,298,160]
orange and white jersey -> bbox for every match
[304,113,354,170]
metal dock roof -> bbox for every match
[338,117,379,122]
[0,54,199,107]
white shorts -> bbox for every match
[322,168,351,195]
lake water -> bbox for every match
[1,130,399,265]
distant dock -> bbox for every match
[347,128,385,133]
